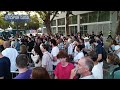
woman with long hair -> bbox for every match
[31,45,43,67]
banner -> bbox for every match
[4,14,30,22]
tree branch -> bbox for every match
[50,11,58,23]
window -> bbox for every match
[69,26,77,35]
[98,11,110,22]
[51,27,56,34]
[58,27,65,35]
[84,25,87,30]
[80,25,88,35]
[80,13,89,24]
[89,11,98,23]
[69,15,77,24]
[58,18,65,26]
[51,20,56,26]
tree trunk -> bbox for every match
[116,21,120,35]
[116,12,120,36]
[66,11,70,36]
[44,12,52,36]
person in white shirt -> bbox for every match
[73,41,79,57]
[84,37,91,53]
[91,55,103,79]
[68,40,74,56]
[11,38,15,48]
[68,40,75,61]
[2,41,19,71]
[74,45,84,63]
[40,44,53,73]
[70,57,95,79]
[50,39,60,70]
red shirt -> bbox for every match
[54,62,74,79]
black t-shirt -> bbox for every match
[95,45,106,62]
[27,41,34,52]
[0,56,11,79]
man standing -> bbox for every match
[70,57,95,79]
[40,44,53,76]
[50,39,59,70]
[2,41,19,71]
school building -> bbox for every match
[43,11,119,37]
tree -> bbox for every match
[116,11,120,35]
[0,12,10,30]
[65,11,74,36]
[36,11,58,35]
[26,14,40,30]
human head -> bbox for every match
[20,45,27,54]
[89,52,98,64]
[94,35,100,41]
[40,43,49,53]
[68,38,72,43]
[16,54,29,68]
[34,45,43,59]
[3,41,10,49]
[31,67,50,79]
[111,39,118,45]
[57,50,69,65]
[73,41,78,46]
[50,39,57,47]
[76,45,83,52]
[107,53,120,65]
[92,39,99,46]
[77,57,94,76]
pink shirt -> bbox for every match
[54,62,74,79]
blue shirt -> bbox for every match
[14,69,32,79]
[95,45,103,62]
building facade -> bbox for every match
[44,11,118,37]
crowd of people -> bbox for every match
[0,31,120,79]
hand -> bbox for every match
[70,68,77,79]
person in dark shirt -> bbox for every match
[0,49,11,79]
[27,37,34,52]
[93,40,107,68]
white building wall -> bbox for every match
[50,11,93,20]
[50,11,118,37]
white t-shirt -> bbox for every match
[31,49,42,67]
[68,43,74,55]
[2,48,19,71]
[74,51,84,62]
[115,45,120,58]
[84,41,91,50]
[51,46,60,66]
[31,54,42,67]
[74,46,78,57]
[11,41,15,48]
[80,75,95,79]
[42,51,53,72]
[92,63,103,79]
